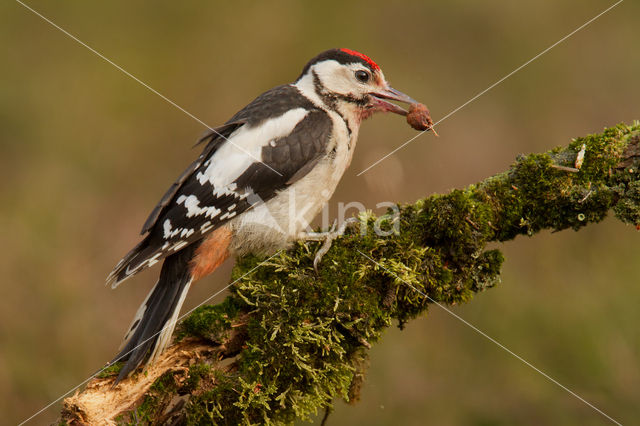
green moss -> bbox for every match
[122,123,640,424]
[614,179,640,226]
[115,371,179,424]
[177,295,242,342]
[177,211,507,423]
[96,361,123,379]
[185,370,245,424]
[150,370,178,393]
[183,363,212,393]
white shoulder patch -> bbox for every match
[198,108,309,188]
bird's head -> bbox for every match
[295,48,417,124]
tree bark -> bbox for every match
[60,123,640,425]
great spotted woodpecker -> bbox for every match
[106,48,422,383]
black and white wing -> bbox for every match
[106,85,333,287]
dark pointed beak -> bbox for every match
[369,86,417,116]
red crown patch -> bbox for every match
[339,48,380,71]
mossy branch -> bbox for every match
[61,123,640,425]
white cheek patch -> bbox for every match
[312,60,370,98]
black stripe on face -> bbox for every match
[311,71,368,108]
[312,71,354,137]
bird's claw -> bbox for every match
[302,218,358,273]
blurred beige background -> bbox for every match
[2,1,638,424]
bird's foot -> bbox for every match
[302,218,358,273]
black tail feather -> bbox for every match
[106,237,153,288]
[111,243,198,384]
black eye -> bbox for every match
[355,70,370,83]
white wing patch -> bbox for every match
[107,99,319,289]
[156,108,310,247]
[200,221,214,233]
[162,219,191,240]
[197,108,309,188]
[177,194,222,219]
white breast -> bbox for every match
[228,111,357,256]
